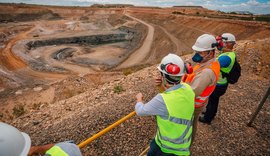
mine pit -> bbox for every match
[0,4,269,156]
[26,33,129,49]
[52,47,76,60]
[2,23,143,80]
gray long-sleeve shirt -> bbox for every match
[135,84,185,117]
[135,94,168,117]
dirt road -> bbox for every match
[0,27,31,70]
[117,13,154,69]
[0,24,67,82]
[41,46,94,74]
[159,26,189,55]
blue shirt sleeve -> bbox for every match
[135,94,168,118]
[218,55,231,68]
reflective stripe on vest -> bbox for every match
[155,83,195,155]
[157,117,193,144]
[45,146,69,156]
[183,61,220,108]
[217,52,236,85]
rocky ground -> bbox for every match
[1,38,269,156]
[11,59,270,155]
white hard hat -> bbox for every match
[192,34,217,52]
[222,33,236,42]
[157,53,185,76]
[0,122,31,156]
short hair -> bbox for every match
[164,74,181,85]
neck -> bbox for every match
[223,48,233,52]
[200,56,215,64]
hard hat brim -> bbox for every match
[20,132,31,156]
[192,45,214,52]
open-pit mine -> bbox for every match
[0,3,269,156]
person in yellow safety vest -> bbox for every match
[0,122,82,156]
[135,53,195,156]
[181,34,220,141]
[199,33,241,124]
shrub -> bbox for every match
[114,85,124,94]
[172,11,184,15]
[13,105,26,117]
[122,68,133,76]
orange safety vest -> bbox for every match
[183,61,220,108]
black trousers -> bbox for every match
[204,85,228,122]
[147,139,177,156]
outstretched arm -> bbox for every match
[28,144,54,156]
[135,93,168,117]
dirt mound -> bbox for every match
[236,38,270,79]
[0,72,124,122]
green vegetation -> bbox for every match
[172,9,270,22]
[114,84,124,94]
[122,68,133,76]
[255,16,270,22]
[13,105,26,117]
[191,13,270,22]
[172,11,185,15]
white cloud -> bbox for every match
[246,0,260,5]
[204,0,270,14]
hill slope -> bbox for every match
[12,49,270,155]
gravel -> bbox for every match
[12,65,270,156]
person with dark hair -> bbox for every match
[135,53,195,156]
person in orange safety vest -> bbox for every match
[182,34,220,142]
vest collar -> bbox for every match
[165,84,185,93]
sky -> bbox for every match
[0,0,270,14]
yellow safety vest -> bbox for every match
[155,83,195,156]
[45,146,68,156]
[217,52,236,85]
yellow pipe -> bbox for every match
[139,146,150,156]
[78,111,136,149]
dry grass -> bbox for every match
[12,105,26,117]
